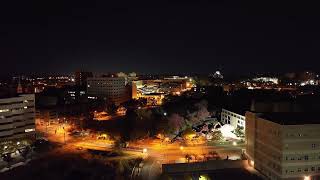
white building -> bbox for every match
[221,108,245,130]
[246,111,320,180]
[87,77,129,106]
[0,94,35,142]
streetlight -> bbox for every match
[180,146,184,150]
[63,126,66,144]
[143,148,148,153]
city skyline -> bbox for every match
[1,1,320,76]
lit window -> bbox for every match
[0,109,9,113]
[25,128,35,132]
[24,106,28,109]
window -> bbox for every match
[305,168,308,172]
[312,144,316,149]
[0,109,10,113]
[311,167,315,171]
[305,156,309,160]
[298,168,301,172]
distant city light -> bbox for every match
[25,128,35,132]
[143,148,148,153]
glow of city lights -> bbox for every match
[143,148,148,153]
[250,160,255,167]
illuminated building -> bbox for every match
[75,71,93,87]
[210,71,224,79]
[252,77,279,84]
[246,111,320,179]
[221,108,245,130]
[0,94,35,142]
[87,76,130,106]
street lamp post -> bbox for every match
[63,127,66,144]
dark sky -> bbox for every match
[1,0,320,76]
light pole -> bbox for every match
[63,127,66,144]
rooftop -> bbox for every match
[258,112,320,125]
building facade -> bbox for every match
[75,71,93,87]
[246,111,320,180]
[221,108,245,130]
[0,94,35,142]
[87,77,129,106]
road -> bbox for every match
[36,120,245,180]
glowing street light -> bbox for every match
[180,146,184,150]
[143,148,148,153]
[250,160,255,167]
[233,141,237,146]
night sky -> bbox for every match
[1,0,320,76]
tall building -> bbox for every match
[0,94,35,142]
[246,111,320,180]
[75,71,93,87]
[87,77,129,106]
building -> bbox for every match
[0,94,35,142]
[221,108,245,130]
[36,109,58,124]
[75,71,93,87]
[87,76,129,106]
[246,111,320,180]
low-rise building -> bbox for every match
[221,108,245,130]
[246,111,320,180]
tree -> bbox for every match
[106,103,117,115]
[187,100,210,125]
[211,130,223,141]
[167,113,185,134]
[121,109,137,141]
[234,127,245,138]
